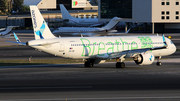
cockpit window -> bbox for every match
[170,41,174,44]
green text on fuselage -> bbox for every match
[80,37,153,57]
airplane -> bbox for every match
[59,4,106,27]
[52,17,123,36]
[8,5,176,68]
[0,26,19,38]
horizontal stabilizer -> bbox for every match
[6,32,26,45]
[6,41,26,45]
[14,32,26,45]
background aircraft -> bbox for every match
[0,26,19,38]
[53,17,121,36]
[59,4,105,27]
[9,6,176,69]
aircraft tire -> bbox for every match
[156,62,162,66]
[84,61,94,67]
[116,62,125,68]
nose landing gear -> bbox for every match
[156,56,162,66]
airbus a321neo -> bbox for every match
[9,6,176,68]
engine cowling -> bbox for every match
[134,52,155,65]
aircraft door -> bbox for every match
[59,40,65,54]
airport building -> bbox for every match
[24,0,56,9]
[0,0,98,28]
[24,0,98,10]
[99,0,180,33]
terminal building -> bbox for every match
[24,0,98,10]
[0,0,98,28]
[98,0,180,33]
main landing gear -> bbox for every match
[116,58,125,68]
[116,62,125,68]
[84,59,95,67]
[156,56,162,66]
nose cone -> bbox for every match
[165,38,176,56]
[172,43,177,54]
[168,40,176,55]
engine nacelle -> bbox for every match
[134,52,155,65]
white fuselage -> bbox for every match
[53,17,122,36]
[28,36,176,59]
[65,18,105,27]
[53,27,110,36]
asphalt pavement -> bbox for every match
[0,31,180,101]
[0,59,180,100]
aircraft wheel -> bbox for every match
[156,62,162,66]
[116,62,125,68]
[84,61,94,67]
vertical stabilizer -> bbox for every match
[3,26,13,35]
[30,5,56,40]
[101,17,121,30]
[0,26,15,35]
[60,4,73,19]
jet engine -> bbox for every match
[134,52,155,65]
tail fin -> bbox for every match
[60,4,73,19]
[101,17,121,30]
[30,5,56,40]
[0,26,18,35]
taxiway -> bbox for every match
[0,59,180,100]
[0,31,180,101]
